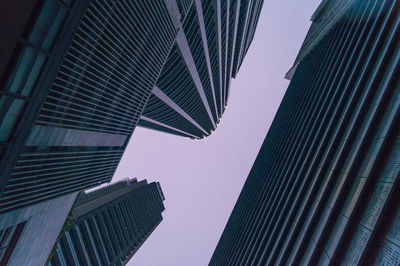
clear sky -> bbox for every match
[113,1,321,265]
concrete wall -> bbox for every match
[0,192,78,266]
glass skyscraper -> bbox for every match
[48,178,165,266]
[138,0,264,138]
[0,0,175,214]
[211,0,400,264]
[0,0,264,214]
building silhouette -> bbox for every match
[0,0,264,214]
[210,0,400,265]
[48,178,165,266]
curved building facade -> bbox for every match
[0,0,264,214]
[0,0,176,214]
[139,0,265,138]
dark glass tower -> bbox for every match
[211,0,400,265]
[48,178,165,266]
[0,0,264,214]
[0,0,176,214]
[139,0,265,138]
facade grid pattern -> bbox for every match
[0,0,176,214]
[0,0,264,214]
[210,0,400,264]
[48,179,165,266]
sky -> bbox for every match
[113,1,321,265]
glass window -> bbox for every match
[6,0,68,97]
[28,0,67,52]
[0,221,27,265]
[0,99,26,141]
[7,47,46,96]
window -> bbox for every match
[0,221,27,264]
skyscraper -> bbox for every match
[138,0,265,138]
[0,0,264,214]
[0,0,175,214]
[48,178,165,266]
[211,0,400,265]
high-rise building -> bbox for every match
[138,0,264,138]
[0,0,176,214]
[0,0,263,214]
[48,178,165,266]
[210,0,400,265]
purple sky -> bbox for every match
[114,1,321,265]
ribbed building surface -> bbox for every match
[138,0,264,138]
[48,178,165,266]
[285,0,354,79]
[0,0,176,214]
[211,0,400,265]
[0,0,264,214]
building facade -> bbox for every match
[0,0,263,214]
[0,0,176,214]
[48,178,165,266]
[211,0,400,265]
[138,0,264,139]
[0,192,78,265]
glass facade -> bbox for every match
[0,0,264,214]
[138,0,265,138]
[0,0,68,142]
[210,0,400,264]
[0,0,176,214]
[48,179,165,265]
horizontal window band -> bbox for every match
[26,125,127,147]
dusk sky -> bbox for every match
[113,1,322,265]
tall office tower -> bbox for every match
[211,0,400,265]
[48,178,165,266]
[0,0,176,214]
[138,0,264,138]
[0,0,264,214]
